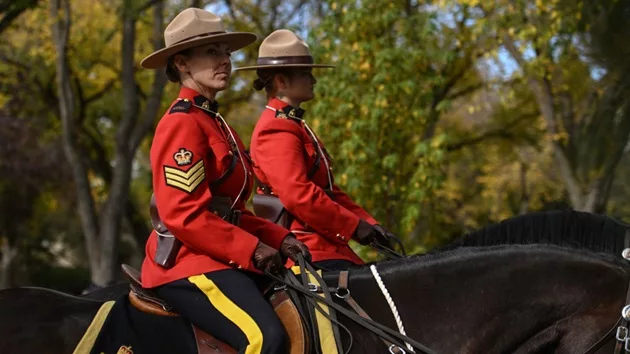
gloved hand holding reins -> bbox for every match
[280,234,312,263]
[252,241,285,275]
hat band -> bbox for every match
[170,31,226,46]
[257,55,314,66]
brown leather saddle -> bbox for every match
[121,264,309,354]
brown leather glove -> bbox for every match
[252,242,285,275]
[373,224,395,249]
[353,219,381,245]
[280,234,312,263]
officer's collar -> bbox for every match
[193,95,219,118]
[277,104,306,120]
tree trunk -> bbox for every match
[49,0,101,278]
[519,162,529,215]
[503,35,590,211]
[0,239,17,289]
[51,0,167,287]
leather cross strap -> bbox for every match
[337,271,404,354]
[266,255,437,354]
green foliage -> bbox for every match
[308,0,448,240]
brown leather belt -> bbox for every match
[150,194,240,269]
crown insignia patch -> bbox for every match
[173,148,193,166]
[116,345,133,354]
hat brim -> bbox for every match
[234,63,335,71]
[141,32,258,69]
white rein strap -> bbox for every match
[370,264,414,352]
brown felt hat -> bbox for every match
[234,29,334,71]
[141,8,257,69]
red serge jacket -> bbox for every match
[141,87,290,288]
[250,97,378,264]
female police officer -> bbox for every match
[139,10,310,354]
[236,29,395,271]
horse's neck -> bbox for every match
[344,246,628,353]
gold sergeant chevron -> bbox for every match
[164,160,206,193]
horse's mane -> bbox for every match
[342,243,630,282]
[436,209,630,256]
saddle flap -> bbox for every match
[271,290,310,354]
[121,264,173,313]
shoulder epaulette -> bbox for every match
[169,99,192,114]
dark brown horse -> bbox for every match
[1,244,629,353]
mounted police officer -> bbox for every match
[236,29,396,271]
[139,10,310,354]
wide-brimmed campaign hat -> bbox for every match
[141,8,257,69]
[234,29,334,71]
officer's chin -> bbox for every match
[210,79,230,92]
[303,92,315,102]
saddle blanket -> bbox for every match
[72,294,198,354]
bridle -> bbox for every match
[583,247,630,354]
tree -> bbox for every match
[49,0,167,286]
[304,0,496,250]
[0,115,72,288]
[0,0,39,34]
[455,0,630,212]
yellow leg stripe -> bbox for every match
[72,301,116,354]
[308,270,340,354]
[291,265,301,275]
[188,275,264,354]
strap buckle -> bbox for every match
[335,287,350,299]
[617,326,628,341]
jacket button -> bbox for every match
[229,260,235,265]
[237,265,243,269]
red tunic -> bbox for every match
[141,87,289,288]
[250,97,378,265]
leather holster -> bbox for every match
[253,193,292,229]
[150,194,181,269]
[150,195,241,269]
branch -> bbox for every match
[0,0,39,35]
[445,114,537,152]
[280,0,309,27]
[136,0,161,15]
[130,0,167,153]
[447,82,486,101]
[81,126,112,183]
[222,0,239,22]
[85,79,116,104]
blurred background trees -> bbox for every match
[1,0,629,291]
